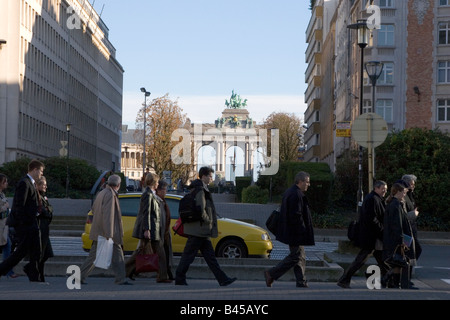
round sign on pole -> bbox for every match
[351,113,388,148]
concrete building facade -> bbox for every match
[0,0,123,171]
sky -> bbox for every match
[95,0,310,128]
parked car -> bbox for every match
[81,193,273,258]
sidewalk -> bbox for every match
[0,275,448,301]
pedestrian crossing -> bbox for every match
[269,240,338,261]
[49,237,338,259]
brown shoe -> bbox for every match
[264,271,274,287]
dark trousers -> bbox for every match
[268,245,307,285]
[338,248,388,284]
[175,236,228,284]
[0,225,40,281]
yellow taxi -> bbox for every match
[81,193,273,258]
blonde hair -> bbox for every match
[144,172,159,189]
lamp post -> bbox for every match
[347,19,369,212]
[65,123,71,198]
[140,87,151,176]
[365,61,384,190]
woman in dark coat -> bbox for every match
[125,172,170,283]
[36,176,54,282]
[383,183,415,289]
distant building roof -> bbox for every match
[122,125,141,144]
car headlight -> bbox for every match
[261,233,269,241]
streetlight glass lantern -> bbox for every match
[66,123,71,132]
[365,61,384,85]
[348,19,369,48]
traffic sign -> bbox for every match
[351,113,388,148]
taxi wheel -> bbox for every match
[216,238,248,258]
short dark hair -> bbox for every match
[157,180,168,190]
[28,159,45,172]
[199,166,214,178]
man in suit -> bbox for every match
[79,174,130,285]
[0,159,44,282]
[264,171,314,288]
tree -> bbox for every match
[135,94,192,185]
[262,112,303,162]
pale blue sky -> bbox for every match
[96,0,310,127]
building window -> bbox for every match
[437,99,450,122]
[440,0,449,6]
[379,0,394,8]
[376,99,393,122]
[378,25,394,46]
[378,62,394,85]
[438,61,450,83]
[439,22,450,45]
[363,100,372,113]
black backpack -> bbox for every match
[178,187,203,223]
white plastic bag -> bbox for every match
[94,235,114,269]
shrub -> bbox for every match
[242,185,269,204]
[257,161,333,214]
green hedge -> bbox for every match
[375,128,450,230]
[0,157,102,198]
[235,176,252,202]
[257,161,333,214]
[242,185,269,204]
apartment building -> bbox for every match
[304,0,450,170]
[0,0,124,171]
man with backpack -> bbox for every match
[175,166,237,286]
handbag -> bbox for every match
[172,217,187,237]
[135,243,159,273]
[265,209,280,234]
[385,244,409,268]
[94,235,114,269]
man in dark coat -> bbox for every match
[264,171,314,288]
[175,166,236,286]
[337,180,389,288]
[0,159,44,282]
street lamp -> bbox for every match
[365,61,384,190]
[65,123,71,198]
[347,19,369,212]
[140,87,151,176]
[365,61,384,112]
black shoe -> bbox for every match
[296,281,309,288]
[117,281,133,285]
[337,281,351,289]
[175,281,188,286]
[220,277,237,286]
